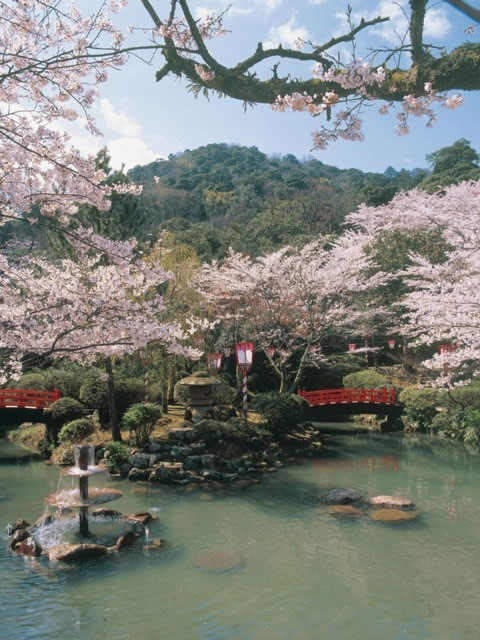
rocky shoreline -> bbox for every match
[106,421,324,488]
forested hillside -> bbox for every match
[127,143,429,259]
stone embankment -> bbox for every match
[108,422,323,488]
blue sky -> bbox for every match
[74,0,480,173]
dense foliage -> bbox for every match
[253,393,309,436]
[58,418,95,444]
[122,403,162,448]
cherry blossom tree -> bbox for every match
[347,179,480,385]
[0,0,141,228]
[136,0,477,150]
[197,235,385,392]
[0,232,200,439]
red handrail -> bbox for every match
[0,388,61,409]
[298,387,396,407]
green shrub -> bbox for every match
[193,418,269,450]
[147,382,163,405]
[79,375,145,425]
[122,403,162,447]
[51,442,75,465]
[343,370,389,389]
[252,392,309,436]
[58,418,95,443]
[446,385,480,410]
[399,387,446,432]
[43,369,85,399]
[7,373,48,390]
[44,397,86,423]
[104,441,130,472]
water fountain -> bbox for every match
[7,443,159,563]
[44,443,123,539]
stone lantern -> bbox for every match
[177,371,222,423]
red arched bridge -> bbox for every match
[297,387,400,421]
[298,387,396,407]
[0,388,60,410]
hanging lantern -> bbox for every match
[206,352,222,375]
[388,339,396,350]
[234,342,254,373]
[235,342,254,419]
[438,344,456,355]
[348,343,356,352]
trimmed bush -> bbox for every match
[44,397,86,423]
[253,392,309,436]
[43,369,85,399]
[79,375,145,425]
[399,387,446,432]
[105,441,130,473]
[343,370,389,389]
[51,442,75,466]
[7,373,48,390]
[193,418,270,452]
[58,418,95,443]
[122,403,162,448]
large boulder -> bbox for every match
[167,427,195,444]
[128,467,151,481]
[128,453,151,470]
[150,461,184,483]
[370,509,418,522]
[369,495,414,508]
[48,543,110,562]
[327,489,363,504]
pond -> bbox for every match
[1,425,480,640]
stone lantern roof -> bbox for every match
[177,371,222,386]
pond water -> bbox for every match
[1,425,480,640]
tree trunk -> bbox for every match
[105,356,121,442]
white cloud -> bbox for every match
[258,0,282,11]
[310,0,327,4]
[264,15,309,49]
[106,137,162,170]
[99,98,142,137]
[424,7,451,38]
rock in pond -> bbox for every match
[143,538,166,552]
[369,495,414,508]
[48,543,110,563]
[9,527,30,550]
[15,537,43,557]
[92,508,122,518]
[126,512,153,525]
[328,505,365,518]
[194,550,245,572]
[327,489,363,504]
[7,518,30,536]
[115,531,141,551]
[370,509,418,522]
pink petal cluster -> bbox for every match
[0,233,201,381]
[194,64,216,82]
[347,180,480,385]
[0,0,139,221]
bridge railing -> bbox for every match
[0,388,61,409]
[298,387,396,407]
